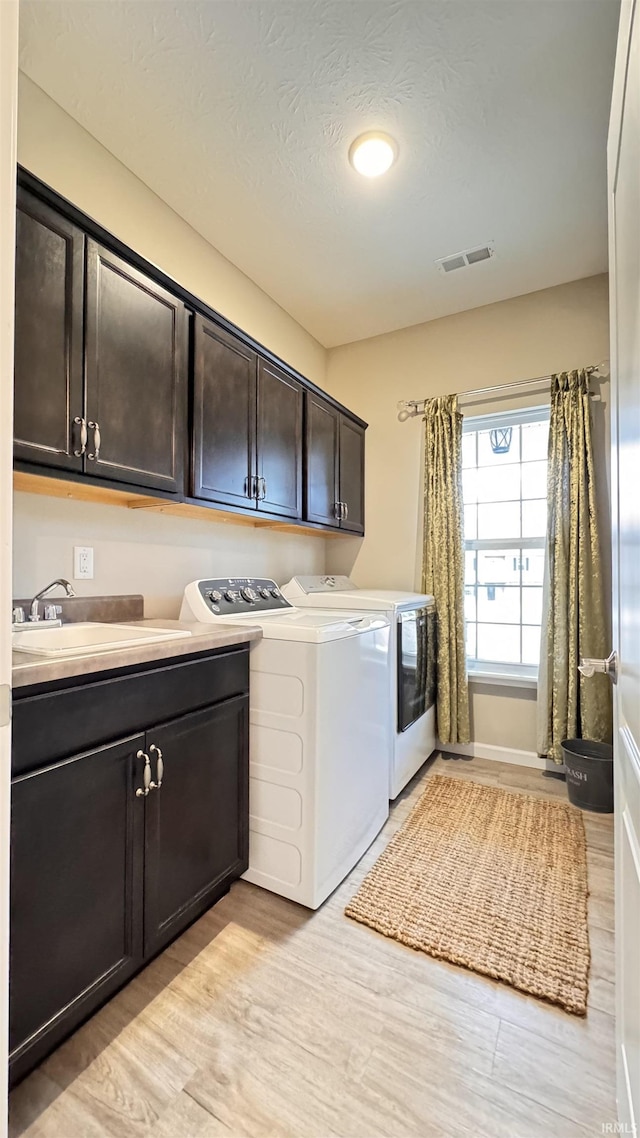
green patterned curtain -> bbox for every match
[537,370,612,761]
[421,395,470,744]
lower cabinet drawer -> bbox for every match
[12,646,249,776]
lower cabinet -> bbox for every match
[9,653,249,1086]
[10,735,145,1080]
[143,698,248,957]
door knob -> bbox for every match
[579,651,618,684]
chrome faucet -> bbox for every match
[29,578,76,622]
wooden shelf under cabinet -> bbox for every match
[13,470,352,539]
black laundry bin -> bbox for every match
[561,739,614,813]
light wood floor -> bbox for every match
[9,754,616,1138]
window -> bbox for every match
[462,406,549,682]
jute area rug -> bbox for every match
[345,775,590,1015]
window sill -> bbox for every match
[467,669,538,690]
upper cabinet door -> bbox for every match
[256,360,303,519]
[14,189,85,472]
[192,316,257,509]
[305,394,340,527]
[338,415,365,535]
[85,241,186,493]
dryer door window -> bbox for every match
[397,607,436,732]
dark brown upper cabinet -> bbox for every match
[338,415,365,534]
[84,242,187,493]
[14,188,85,472]
[305,394,365,534]
[192,316,303,519]
[256,359,303,519]
[306,394,341,527]
[14,205,187,495]
[192,318,257,509]
[14,173,366,534]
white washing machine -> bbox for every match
[180,578,390,909]
[281,575,437,799]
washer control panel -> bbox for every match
[190,578,293,617]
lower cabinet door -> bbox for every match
[9,734,145,1082]
[143,696,249,957]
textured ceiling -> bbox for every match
[18,0,619,348]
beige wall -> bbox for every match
[18,75,326,386]
[15,76,328,611]
[15,78,612,757]
[324,274,611,753]
[13,493,325,619]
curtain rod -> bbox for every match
[397,362,607,421]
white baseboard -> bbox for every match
[437,739,548,771]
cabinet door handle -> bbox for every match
[87,421,101,461]
[343,501,348,521]
[334,501,342,520]
[73,417,87,457]
[149,744,164,789]
[259,476,267,500]
[135,750,152,797]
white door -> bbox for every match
[0,1,19,1133]
[608,0,640,1128]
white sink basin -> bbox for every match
[13,622,191,658]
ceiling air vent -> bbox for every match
[436,244,495,275]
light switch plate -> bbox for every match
[74,546,94,580]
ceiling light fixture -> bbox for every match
[349,132,398,178]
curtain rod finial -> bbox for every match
[397,400,417,422]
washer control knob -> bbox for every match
[207,589,222,603]
[224,590,239,603]
[259,587,271,599]
[270,587,281,599]
[241,587,258,603]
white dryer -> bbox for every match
[281,576,437,799]
[180,578,390,909]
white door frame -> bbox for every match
[0,1,18,1132]
[608,0,640,1129]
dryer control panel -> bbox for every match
[287,575,355,594]
[183,578,294,619]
